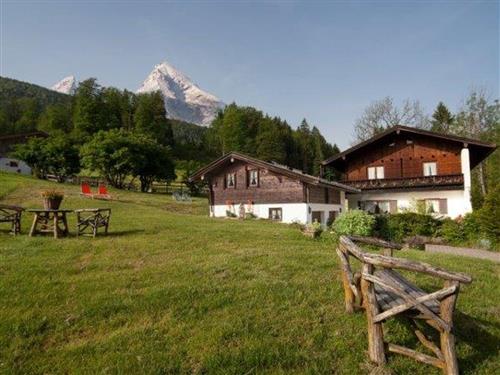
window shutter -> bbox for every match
[389,200,398,214]
[439,199,448,214]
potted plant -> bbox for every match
[40,189,64,210]
[303,221,323,239]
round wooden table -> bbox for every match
[27,209,73,238]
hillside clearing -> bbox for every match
[0,172,499,374]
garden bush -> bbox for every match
[439,218,466,245]
[332,210,375,236]
[373,212,441,242]
[477,185,500,246]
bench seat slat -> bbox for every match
[374,269,440,314]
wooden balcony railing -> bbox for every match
[343,174,464,191]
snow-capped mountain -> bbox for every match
[137,61,224,126]
[51,75,77,95]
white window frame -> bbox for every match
[423,162,437,176]
[248,169,259,187]
[269,207,282,221]
[368,166,384,180]
[226,173,236,188]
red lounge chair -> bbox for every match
[96,184,112,200]
[80,183,94,198]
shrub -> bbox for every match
[477,185,500,245]
[226,210,237,218]
[333,210,375,236]
[440,218,466,245]
[245,212,257,220]
[303,221,323,238]
[373,212,441,242]
[462,212,481,242]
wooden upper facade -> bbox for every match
[321,126,496,191]
[190,152,359,206]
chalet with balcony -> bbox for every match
[321,125,496,218]
[190,152,359,225]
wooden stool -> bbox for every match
[75,208,111,237]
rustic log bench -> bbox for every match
[75,208,111,237]
[336,235,472,375]
[0,204,24,235]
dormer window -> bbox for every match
[248,170,259,187]
[367,166,384,180]
[423,162,437,176]
[226,173,236,188]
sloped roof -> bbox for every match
[322,125,496,169]
[189,152,360,193]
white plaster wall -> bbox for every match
[0,157,31,175]
[211,202,345,225]
[347,189,471,219]
[212,203,309,223]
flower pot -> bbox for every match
[43,196,63,210]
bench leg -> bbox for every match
[440,281,460,375]
[29,214,38,237]
[361,263,386,365]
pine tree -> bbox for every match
[72,78,103,139]
[134,92,173,146]
[431,102,454,133]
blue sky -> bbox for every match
[1,0,498,148]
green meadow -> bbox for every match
[0,172,498,374]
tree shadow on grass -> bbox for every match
[453,311,500,373]
[382,312,499,373]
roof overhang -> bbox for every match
[190,152,360,193]
[322,125,496,170]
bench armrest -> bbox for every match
[339,236,471,284]
[349,235,402,250]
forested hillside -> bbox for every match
[0,76,71,135]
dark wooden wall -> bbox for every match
[210,160,305,205]
[308,186,341,204]
[344,135,463,181]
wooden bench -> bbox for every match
[75,208,111,237]
[0,204,24,235]
[336,235,472,375]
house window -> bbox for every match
[425,199,440,214]
[423,162,437,176]
[367,166,384,180]
[311,211,324,224]
[360,200,392,214]
[269,207,282,221]
[226,173,236,188]
[248,170,259,187]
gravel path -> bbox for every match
[425,244,500,263]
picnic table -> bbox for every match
[27,209,73,238]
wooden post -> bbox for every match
[336,248,356,313]
[53,213,59,239]
[440,280,460,375]
[29,213,38,237]
[361,263,386,365]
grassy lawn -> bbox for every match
[0,172,499,374]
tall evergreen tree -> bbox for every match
[72,78,103,139]
[431,102,454,133]
[134,92,173,146]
